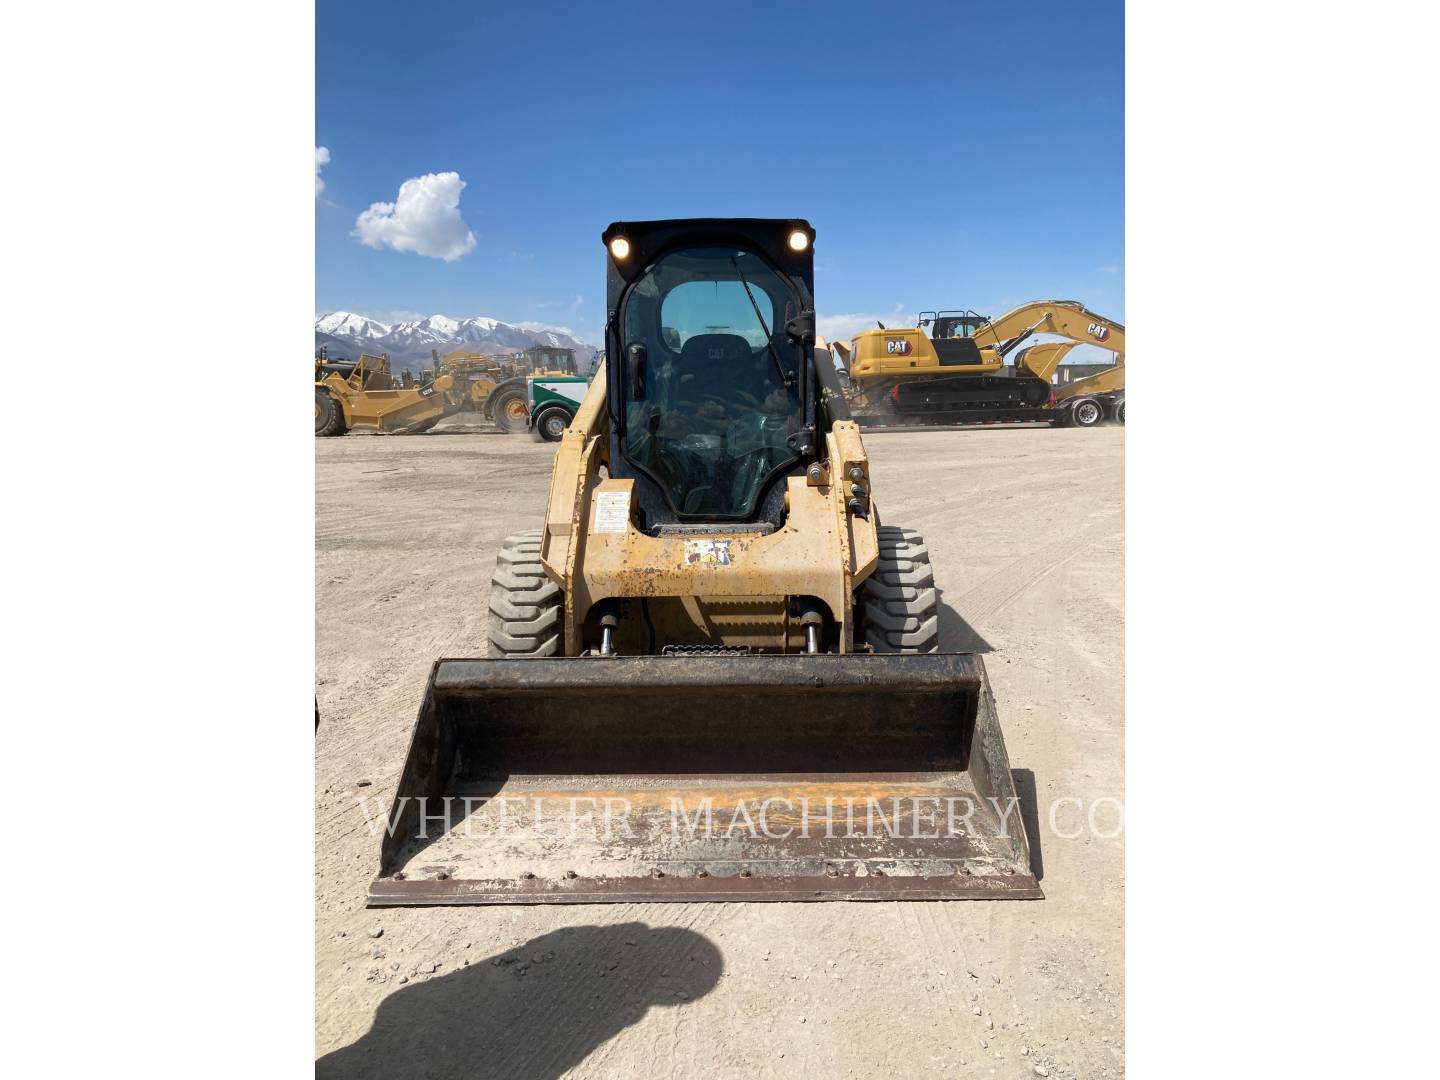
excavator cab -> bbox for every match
[918,311,989,367]
[921,310,991,341]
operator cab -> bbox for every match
[919,309,990,366]
[519,345,578,375]
[603,219,821,530]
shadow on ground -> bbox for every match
[936,595,993,653]
[934,596,1044,876]
[1012,767,1045,881]
[317,922,722,1080]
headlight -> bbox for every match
[609,236,631,259]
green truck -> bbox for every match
[527,374,591,441]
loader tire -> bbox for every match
[491,385,530,433]
[859,526,939,653]
[487,529,562,657]
[315,389,345,436]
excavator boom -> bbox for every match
[970,299,1125,360]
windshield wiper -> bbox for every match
[731,256,793,389]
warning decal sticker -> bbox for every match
[593,491,631,534]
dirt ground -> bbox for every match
[316,423,1124,1079]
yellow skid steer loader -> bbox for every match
[369,219,1039,904]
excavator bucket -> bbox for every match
[368,653,1041,904]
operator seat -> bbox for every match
[675,333,766,433]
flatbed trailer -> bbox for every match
[856,392,1123,429]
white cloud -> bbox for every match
[817,306,918,344]
[515,321,602,346]
[315,146,330,197]
[515,320,577,336]
[352,172,477,262]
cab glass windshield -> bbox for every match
[620,246,803,520]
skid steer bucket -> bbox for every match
[368,653,1041,905]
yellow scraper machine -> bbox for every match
[368,218,1040,905]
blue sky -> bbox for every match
[316,0,1123,356]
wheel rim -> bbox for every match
[544,415,566,438]
[1078,402,1099,424]
[504,398,528,423]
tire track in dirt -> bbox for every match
[896,901,980,1026]
[948,510,1122,630]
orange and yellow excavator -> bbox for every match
[831,300,1125,427]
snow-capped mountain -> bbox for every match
[314,311,390,340]
[315,311,596,370]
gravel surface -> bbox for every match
[316,423,1124,1078]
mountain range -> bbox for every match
[315,312,597,371]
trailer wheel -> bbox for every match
[1070,397,1103,427]
[1113,399,1125,425]
[534,406,571,442]
[491,386,530,433]
[858,526,939,653]
[315,389,345,436]
[487,529,562,657]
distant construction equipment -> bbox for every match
[831,301,1124,427]
[314,344,584,436]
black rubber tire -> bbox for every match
[315,389,345,436]
[858,526,939,653]
[491,384,530,433]
[1070,397,1103,427]
[534,406,571,442]
[1113,399,1126,425]
[487,529,562,657]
